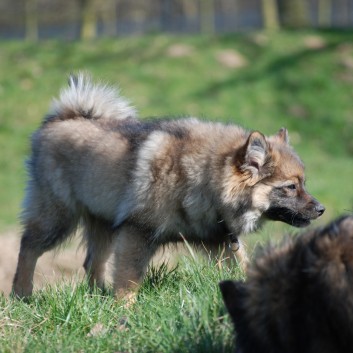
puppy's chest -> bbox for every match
[155,210,232,244]
[151,199,233,243]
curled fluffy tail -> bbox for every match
[47,73,137,123]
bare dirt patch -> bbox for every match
[0,230,85,296]
[166,43,194,58]
[0,230,181,296]
[303,35,327,50]
[215,49,248,69]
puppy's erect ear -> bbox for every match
[219,280,246,319]
[275,127,289,144]
[241,131,269,176]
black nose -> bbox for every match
[316,204,325,216]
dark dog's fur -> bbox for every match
[220,215,353,353]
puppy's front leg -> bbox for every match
[229,237,249,271]
[200,237,249,272]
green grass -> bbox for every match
[0,30,352,230]
[1,29,353,352]
[1,258,242,353]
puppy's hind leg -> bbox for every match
[82,215,114,291]
[12,191,78,298]
[112,225,158,302]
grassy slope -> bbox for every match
[0,30,353,352]
[0,30,352,231]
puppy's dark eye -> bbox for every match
[286,184,296,190]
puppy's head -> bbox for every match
[219,215,353,353]
[235,128,324,227]
[263,130,324,227]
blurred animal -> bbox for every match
[13,74,324,299]
[220,215,353,353]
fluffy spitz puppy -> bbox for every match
[13,75,324,298]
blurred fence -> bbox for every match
[1,0,353,40]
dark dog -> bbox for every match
[220,215,353,353]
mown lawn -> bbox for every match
[0,30,352,352]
